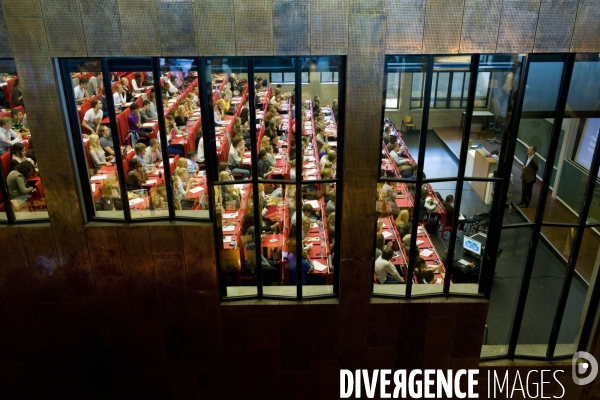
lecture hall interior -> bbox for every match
[1,0,600,398]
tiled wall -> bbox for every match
[1,0,599,398]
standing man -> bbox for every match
[517,146,539,208]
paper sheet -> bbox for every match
[313,260,328,272]
[189,186,204,194]
[305,200,320,209]
[222,225,235,232]
[142,122,155,127]
[382,231,392,238]
[416,240,424,246]
[223,212,239,219]
[145,179,157,185]
[223,236,232,243]
[90,174,107,181]
[419,249,434,257]
[129,198,144,205]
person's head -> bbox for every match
[321,143,330,154]
[376,233,385,250]
[0,73,8,82]
[313,95,320,103]
[527,145,537,157]
[89,133,100,149]
[387,142,396,152]
[219,170,230,181]
[234,117,241,127]
[150,92,156,103]
[130,103,139,112]
[327,152,337,163]
[94,71,103,79]
[148,138,159,150]
[382,246,394,261]
[116,84,124,94]
[10,142,26,158]
[333,99,338,106]
[177,157,188,169]
[258,149,267,160]
[231,136,242,148]
[421,190,428,200]
[265,145,273,154]
[414,257,426,270]
[97,125,109,138]
[90,99,101,110]
[79,77,88,88]
[324,162,333,170]
[156,184,167,197]
[329,192,336,203]
[10,109,23,121]
[0,117,11,130]
[424,270,435,284]
[193,86,199,95]
[390,135,398,145]
[402,234,411,248]
[166,115,176,127]
[134,72,142,85]
[187,150,198,161]
[15,160,36,178]
[142,100,151,110]
[290,159,296,168]
[445,195,454,205]
[302,203,314,216]
[301,216,311,231]
[384,126,391,134]
[398,209,409,225]
[176,167,188,180]
[121,77,129,87]
[134,142,146,155]
[218,162,229,174]
[321,168,332,179]
[101,185,113,200]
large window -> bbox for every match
[58,56,344,301]
[378,53,600,362]
[213,57,343,300]
[0,58,48,223]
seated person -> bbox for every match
[143,138,162,167]
[152,184,169,211]
[98,126,115,157]
[126,158,147,190]
[7,161,36,199]
[127,103,151,139]
[10,109,29,134]
[244,227,279,286]
[326,192,336,216]
[139,100,158,122]
[88,134,113,171]
[228,136,251,179]
[287,237,314,285]
[401,165,417,179]
[413,257,440,283]
[112,84,127,108]
[186,150,200,174]
[395,209,410,238]
[423,270,436,284]
[388,142,409,166]
[74,78,89,103]
[375,246,405,284]
[133,142,156,174]
[9,142,36,172]
[0,116,22,155]
[95,185,123,211]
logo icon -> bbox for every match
[572,351,598,385]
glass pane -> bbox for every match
[386,72,399,108]
[218,181,257,298]
[206,58,250,183]
[421,56,471,179]
[461,55,523,183]
[516,228,576,356]
[411,72,424,109]
[373,182,412,297]
[556,228,597,354]
[299,184,335,297]
[107,60,168,219]
[159,58,208,218]
[434,72,449,108]
[1,58,49,221]
[481,227,531,358]
[510,56,566,220]
[66,59,125,220]
[301,57,341,183]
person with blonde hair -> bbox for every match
[89,134,113,170]
[395,209,410,238]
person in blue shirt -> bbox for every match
[287,237,314,285]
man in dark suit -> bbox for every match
[517,145,539,208]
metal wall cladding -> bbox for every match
[496,0,542,53]
[40,0,86,57]
[386,0,426,54]
[157,0,197,56]
[534,0,579,52]
[350,0,386,13]
[3,0,43,18]
[79,0,124,56]
[460,0,503,53]
[423,0,465,54]
[273,1,310,55]
[195,0,236,56]
[0,6,12,57]
[311,0,349,55]
[234,0,273,56]
[570,0,600,52]
[117,0,161,56]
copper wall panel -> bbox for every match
[311,0,348,55]
[117,0,161,56]
[423,0,465,54]
[181,225,218,291]
[40,0,86,57]
[195,0,236,56]
[85,226,124,277]
[79,0,124,56]
[273,1,310,56]
[534,0,579,52]
[460,0,503,53]
[570,0,600,52]
[234,0,273,56]
[157,0,197,56]
[0,6,12,57]
[497,0,542,53]
[350,0,386,13]
[386,0,425,54]
[2,0,43,17]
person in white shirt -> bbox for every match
[375,247,405,284]
[213,104,227,126]
[131,72,142,92]
[113,84,127,107]
[388,142,408,166]
[192,86,199,107]
[0,117,22,155]
[82,99,104,135]
[74,78,89,103]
